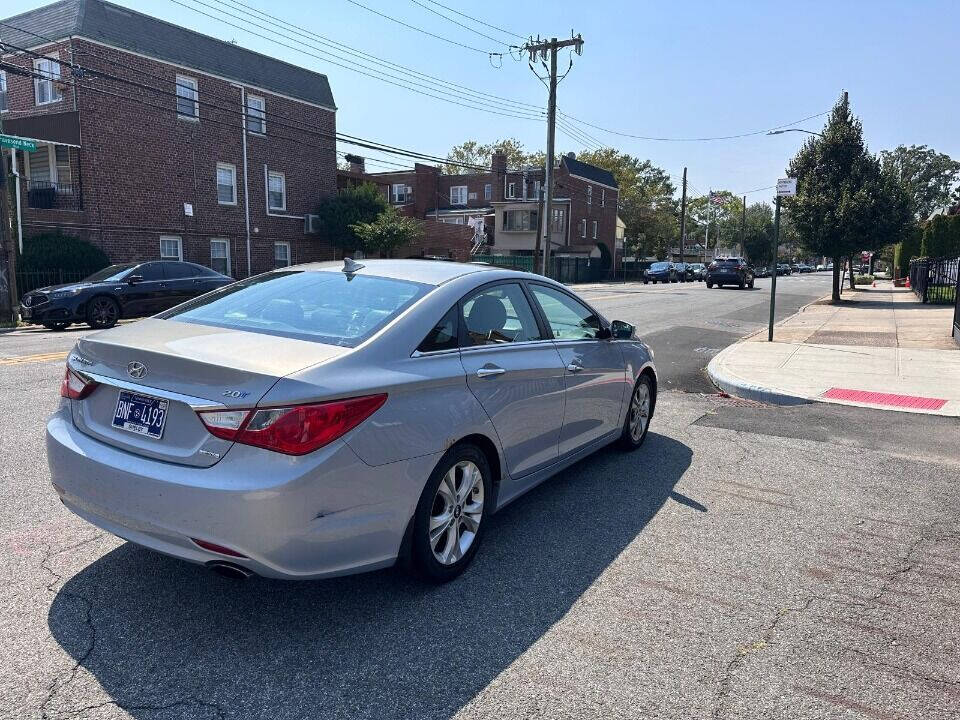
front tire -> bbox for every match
[86,296,120,329]
[619,374,654,450]
[411,444,491,583]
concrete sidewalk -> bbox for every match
[708,283,960,415]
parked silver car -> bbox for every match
[47,260,657,582]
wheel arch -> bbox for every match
[85,292,123,320]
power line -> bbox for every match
[216,0,542,111]
[343,0,499,55]
[557,108,830,142]
[413,0,527,41]
[170,0,542,120]
[408,0,515,48]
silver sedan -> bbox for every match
[47,260,657,582]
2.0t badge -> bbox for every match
[127,361,147,379]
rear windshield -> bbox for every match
[650,262,671,270]
[160,271,431,347]
[716,259,741,266]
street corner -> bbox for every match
[706,341,813,406]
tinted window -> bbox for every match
[417,307,458,353]
[163,262,199,279]
[461,283,543,346]
[84,264,137,282]
[138,263,164,281]
[161,271,430,347]
[530,285,602,340]
[650,262,671,270]
[196,265,222,277]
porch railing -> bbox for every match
[24,180,82,211]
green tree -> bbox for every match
[879,145,960,220]
[314,183,388,252]
[786,94,912,301]
[684,191,743,252]
[443,138,538,174]
[921,214,960,257]
[350,207,425,258]
[741,203,775,266]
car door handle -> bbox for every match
[566,362,583,373]
[475,367,506,378]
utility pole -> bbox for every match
[740,195,746,259]
[524,34,584,277]
[705,190,711,261]
[678,167,687,263]
[0,113,20,324]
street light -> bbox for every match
[767,129,824,137]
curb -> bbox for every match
[706,345,812,406]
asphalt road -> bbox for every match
[1,272,958,720]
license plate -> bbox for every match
[21,307,31,319]
[112,390,168,439]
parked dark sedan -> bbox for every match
[706,257,755,289]
[673,262,695,282]
[776,263,792,276]
[688,263,707,281]
[643,262,677,284]
[20,261,234,331]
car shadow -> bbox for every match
[48,433,693,720]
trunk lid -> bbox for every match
[69,318,349,466]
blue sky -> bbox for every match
[7,0,959,201]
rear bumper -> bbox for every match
[46,404,440,579]
[707,272,745,283]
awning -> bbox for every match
[3,111,81,148]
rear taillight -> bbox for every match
[60,366,99,400]
[197,394,387,456]
[708,262,718,269]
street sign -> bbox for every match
[776,178,797,197]
[0,135,37,152]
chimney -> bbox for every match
[491,150,507,175]
[345,153,365,174]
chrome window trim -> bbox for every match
[71,366,227,410]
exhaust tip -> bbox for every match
[207,561,254,580]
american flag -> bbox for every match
[709,193,725,206]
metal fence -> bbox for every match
[909,256,959,305]
[471,254,604,284]
[15,269,91,300]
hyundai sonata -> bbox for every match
[47,260,657,582]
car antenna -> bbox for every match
[342,257,365,280]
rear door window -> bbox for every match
[163,262,198,279]
[460,283,543,346]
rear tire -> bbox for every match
[738,279,745,289]
[706,282,713,289]
[619,374,654,450]
[86,296,120,329]
[410,443,492,583]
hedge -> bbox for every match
[16,233,110,275]
[921,214,960,258]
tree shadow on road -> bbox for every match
[48,433,693,720]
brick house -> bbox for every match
[0,0,340,277]
[366,151,619,267]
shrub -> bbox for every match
[854,274,875,284]
[921,214,960,258]
[17,233,110,275]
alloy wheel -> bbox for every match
[90,298,118,327]
[429,460,484,565]
[629,382,651,442]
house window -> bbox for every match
[210,239,230,276]
[507,182,516,198]
[33,56,62,106]
[551,208,565,234]
[176,75,199,119]
[392,183,409,203]
[484,183,492,201]
[246,95,265,134]
[533,180,541,199]
[0,71,7,112]
[54,146,71,189]
[450,186,467,205]
[27,147,52,182]
[580,219,587,238]
[592,220,598,239]
[587,185,593,205]
[274,242,291,268]
[503,209,538,231]
[160,235,183,261]
[601,189,605,207]
[267,171,286,211]
[216,163,237,205]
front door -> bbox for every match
[121,262,168,317]
[528,283,628,456]
[459,282,566,478]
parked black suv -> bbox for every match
[20,261,234,331]
[706,257,755,289]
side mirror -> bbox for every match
[126,274,143,284]
[610,320,634,340]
